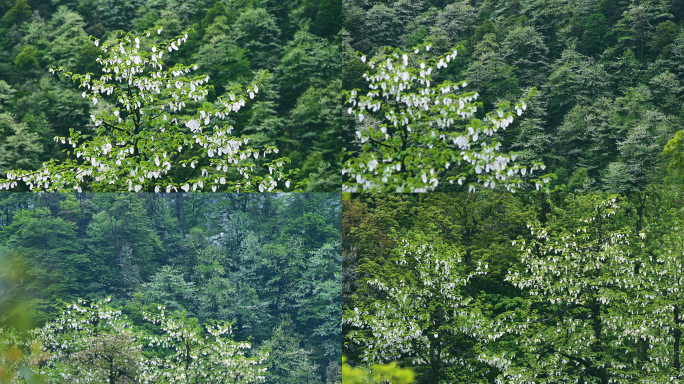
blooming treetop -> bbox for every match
[0,27,295,192]
[343,229,488,381]
[34,298,268,383]
[489,197,662,382]
[344,43,550,192]
[142,307,269,384]
[37,297,144,383]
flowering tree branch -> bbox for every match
[0,27,298,192]
[344,43,552,192]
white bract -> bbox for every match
[0,27,295,192]
[343,229,488,381]
[35,298,268,384]
[489,197,669,382]
[36,298,144,383]
[343,44,547,193]
[141,308,268,384]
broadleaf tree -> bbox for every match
[491,195,671,383]
[640,201,684,380]
[35,298,270,383]
[142,307,269,384]
[0,27,297,193]
[342,356,415,384]
[0,327,47,384]
[343,228,488,382]
[343,43,550,192]
[37,297,144,383]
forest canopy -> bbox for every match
[0,193,342,383]
[0,0,342,192]
[342,0,684,192]
[343,191,684,383]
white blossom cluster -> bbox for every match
[36,298,145,383]
[30,298,268,383]
[1,27,293,193]
[347,197,684,382]
[343,43,548,192]
[343,230,488,377]
[141,307,268,383]
[493,197,674,382]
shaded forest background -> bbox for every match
[342,0,684,191]
[0,193,341,383]
[0,0,342,191]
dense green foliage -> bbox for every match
[342,357,415,384]
[0,0,341,191]
[344,191,684,383]
[0,193,342,383]
[343,0,684,191]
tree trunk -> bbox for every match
[675,305,681,371]
[591,299,608,384]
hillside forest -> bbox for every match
[342,0,684,192]
[0,0,342,192]
[0,193,342,383]
[343,192,684,383]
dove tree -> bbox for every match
[343,228,488,383]
[494,195,673,383]
[639,203,684,379]
[141,308,269,384]
[0,27,295,193]
[343,43,549,192]
[34,298,269,383]
[36,297,144,384]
